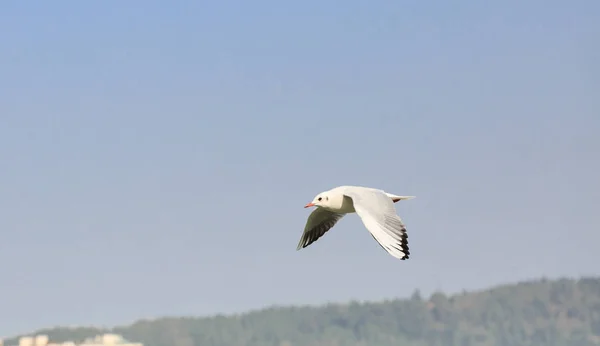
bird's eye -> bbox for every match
[318,197,322,201]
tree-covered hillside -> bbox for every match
[7,277,600,346]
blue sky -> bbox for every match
[1,0,599,338]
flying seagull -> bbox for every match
[298,185,415,260]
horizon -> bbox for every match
[1,0,598,338]
[4,274,600,339]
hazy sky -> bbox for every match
[1,0,599,338]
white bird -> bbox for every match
[297,185,415,260]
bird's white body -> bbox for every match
[298,185,415,260]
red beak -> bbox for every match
[304,202,315,208]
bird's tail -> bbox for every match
[386,193,416,203]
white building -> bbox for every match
[19,337,33,346]
[35,336,48,346]
[16,334,141,346]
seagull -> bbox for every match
[297,185,415,260]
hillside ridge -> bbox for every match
[6,276,600,346]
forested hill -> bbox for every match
[7,277,600,346]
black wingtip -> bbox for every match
[399,227,410,260]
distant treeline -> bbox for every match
[6,277,600,346]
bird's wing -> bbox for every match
[297,207,345,250]
[343,188,410,260]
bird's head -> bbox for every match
[304,192,331,208]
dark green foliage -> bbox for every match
[6,277,600,346]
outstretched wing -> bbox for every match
[344,188,410,260]
[297,207,345,250]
